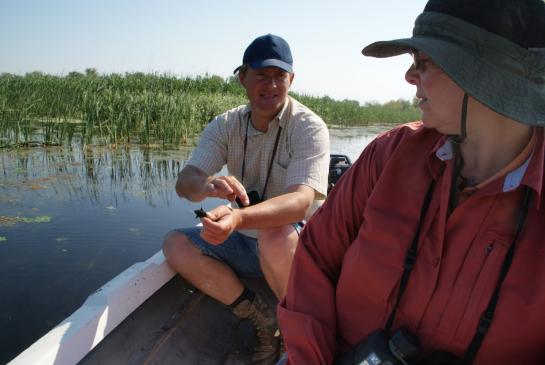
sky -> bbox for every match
[0,0,429,104]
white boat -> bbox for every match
[9,249,276,364]
[8,155,352,365]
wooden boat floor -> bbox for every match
[80,275,278,365]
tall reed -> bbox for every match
[0,71,420,148]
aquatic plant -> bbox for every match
[0,72,419,148]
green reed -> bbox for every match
[0,71,420,148]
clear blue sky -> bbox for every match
[0,0,428,104]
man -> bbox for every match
[163,34,329,364]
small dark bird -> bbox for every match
[194,207,208,218]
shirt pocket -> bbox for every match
[276,146,290,169]
[265,160,287,199]
[453,235,545,360]
[453,233,509,342]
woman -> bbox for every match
[278,0,545,364]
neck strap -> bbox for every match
[463,186,532,363]
[385,181,435,334]
[385,182,532,365]
[241,112,282,200]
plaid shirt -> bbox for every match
[188,96,330,221]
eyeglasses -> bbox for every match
[411,51,422,70]
[410,51,430,71]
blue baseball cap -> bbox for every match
[233,34,293,74]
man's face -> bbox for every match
[239,66,294,120]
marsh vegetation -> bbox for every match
[0,70,420,148]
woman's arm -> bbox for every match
[278,140,380,364]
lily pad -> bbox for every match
[20,216,52,223]
[0,236,7,242]
[128,227,140,234]
[0,215,52,227]
[29,185,47,190]
[0,216,18,227]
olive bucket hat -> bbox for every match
[362,10,545,126]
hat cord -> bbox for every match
[448,93,469,213]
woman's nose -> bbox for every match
[405,66,419,85]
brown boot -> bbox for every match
[232,294,279,364]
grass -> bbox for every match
[0,70,420,148]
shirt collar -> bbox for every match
[522,127,545,207]
[242,96,291,131]
[435,138,454,161]
[433,130,543,196]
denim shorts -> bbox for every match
[176,223,304,279]
[176,227,263,278]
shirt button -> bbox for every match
[432,257,440,268]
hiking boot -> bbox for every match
[232,294,279,365]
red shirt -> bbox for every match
[278,123,545,365]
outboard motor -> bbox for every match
[328,154,352,193]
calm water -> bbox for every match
[0,125,390,363]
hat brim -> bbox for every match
[362,13,545,126]
[233,59,293,74]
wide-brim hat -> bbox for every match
[234,34,293,74]
[362,12,545,126]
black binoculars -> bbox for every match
[336,328,464,365]
[235,190,263,207]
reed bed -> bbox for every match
[0,71,420,148]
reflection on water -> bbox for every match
[329,124,392,162]
[0,125,389,363]
[0,145,213,364]
[1,146,189,208]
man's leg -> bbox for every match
[257,224,300,300]
[163,229,245,305]
[257,224,301,362]
[163,227,280,364]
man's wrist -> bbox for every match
[230,205,246,229]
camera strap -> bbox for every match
[241,112,283,200]
[463,185,532,364]
[385,181,435,335]
[384,181,532,365]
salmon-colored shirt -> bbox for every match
[278,122,545,365]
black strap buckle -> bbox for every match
[404,251,417,270]
[477,312,493,334]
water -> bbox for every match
[329,124,391,161]
[0,125,391,363]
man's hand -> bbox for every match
[204,176,250,206]
[199,205,242,244]
[176,166,250,205]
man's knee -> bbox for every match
[163,230,197,265]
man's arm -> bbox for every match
[235,184,314,228]
[199,184,314,244]
[175,164,250,205]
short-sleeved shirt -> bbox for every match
[187,96,330,229]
